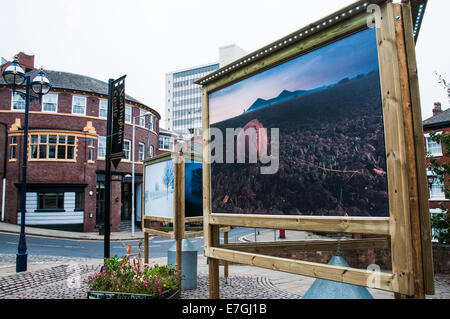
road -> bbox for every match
[0,227,254,260]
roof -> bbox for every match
[0,68,161,119]
[423,109,450,130]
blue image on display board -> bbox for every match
[144,159,174,218]
[185,162,203,217]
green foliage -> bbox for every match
[431,213,449,244]
[428,131,450,244]
[88,242,179,297]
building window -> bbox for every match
[37,192,64,211]
[430,179,446,200]
[98,136,106,159]
[75,191,84,211]
[88,138,95,162]
[139,109,146,127]
[72,96,87,115]
[159,136,174,151]
[125,105,132,123]
[124,139,131,160]
[99,99,108,118]
[138,142,145,161]
[11,91,25,110]
[29,133,76,161]
[10,136,17,160]
[149,145,154,158]
[425,133,443,157]
[148,115,154,131]
[42,93,58,112]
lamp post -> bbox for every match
[2,57,51,272]
[131,112,151,237]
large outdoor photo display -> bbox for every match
[209,28,389,217]
[144,159,175,218]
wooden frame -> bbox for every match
[142,152,230,289]
[197,0,433,298]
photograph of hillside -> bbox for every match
[209,28,389,217]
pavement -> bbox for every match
[0,222,449,299]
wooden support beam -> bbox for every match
[209,214,390,235]
[143,228,175,239]
[206,247,397,293]
[220,238,391,254]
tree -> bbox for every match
[428,72,450,244]
[434,71,450,107]
[429,132,450,244]
[163,162,174,199]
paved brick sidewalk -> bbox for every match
[0,263,301,299]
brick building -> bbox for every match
[423,102,450,231]
[0,52,160,232]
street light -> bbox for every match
[131,112,151,237]
[2,57,52,272]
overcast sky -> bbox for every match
[1,0,448,126]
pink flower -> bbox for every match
[157,282,162,295]
[143,281,148,287]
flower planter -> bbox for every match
[87,289,180,300]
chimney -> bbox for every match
[433,102,443,116]
[17,52,35,72]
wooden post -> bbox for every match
[401,1,435,296]
[377,2,415,296]
[393,3,425,299]
[174,152,185,292]
[209,225,220,299]
[223,231,229,279]
[144,231,149,265]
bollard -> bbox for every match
[168,238,198,290]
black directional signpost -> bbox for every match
[104,75,126,259]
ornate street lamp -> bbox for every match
[2,56,52,272]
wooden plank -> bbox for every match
[376,2,415,296]
[185,217,204,223]
[209,214,390,235]
[394,3,425,299]
[143,228,174,239]
[401,1,435,296]
[184,231,205,239]
[143,216,174,223]
[206,247,397,293]
[221,238,391,254]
